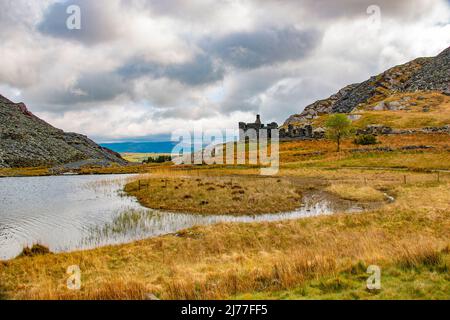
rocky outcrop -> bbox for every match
[402,47,450,92]
[284,84,359,125]
[0,95,127,168]
[331,57,431,113]
[284,46,449,125]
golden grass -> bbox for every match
[236,249,450,300]
[125,176,303,215]
[278,133,450,171]
[0,163,169,177]
[0,166,50,177]
[1,171,448,300]
[352,110,450,130]
[312,92,450,130]
[77,163,167,175]
[121,153,171,163]
[279,133,449,165]
[325,184,385,202]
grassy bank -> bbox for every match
[237,250,450,300]
[0,163,171,177]
[125,176,303,215]
[0,166,50,177]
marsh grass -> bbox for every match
[91,210,150,238]
[325,184,385,202]
[125,176,303,215]
[19,244,52,258]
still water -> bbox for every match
[0,174,366,260]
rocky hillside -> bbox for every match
[0,95,127,168]
[284,46,450,126]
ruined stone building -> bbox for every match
[239,115,278,141]
[239,115,326,141]
[279,124,325,140]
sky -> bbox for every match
[1,0,450,142]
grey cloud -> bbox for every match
[204,27,321,69]
[119,53,225,86]
[117,26,320,88]
[219,69,286,114]
[242,0,440,23]
[134,0,437,28]
[153,104,217,121]
[47,72,128,105]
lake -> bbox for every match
[0,174,366,260]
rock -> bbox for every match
[313,127,326,139]
[356,125,393,136]
[401,96,412,102]
[350,147,394,153]
[421,125,450,133]
[403,47,450,92]
[386,101,401,110]
[400,145,434,150]
[373,102,386,111]
[347,114,362,121]
[283,83,359,126]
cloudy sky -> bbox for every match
[1,0,450,142]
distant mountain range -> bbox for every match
[100,141,177,154]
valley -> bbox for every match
[0,46,449,301]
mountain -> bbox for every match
[284,47,450,126]
[101,141,177,154]
[0,95,127,168]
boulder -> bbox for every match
[373,102,386,111]
[347,114,362,121]
[386,101,401,111]
[313,127,326,139]
[356,125,393,136]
